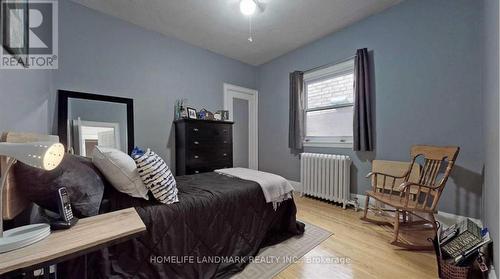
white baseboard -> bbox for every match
[290,181,482,227]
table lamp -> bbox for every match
[0,141,65,253]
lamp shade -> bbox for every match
[0,142,65,170]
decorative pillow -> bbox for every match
[92,146,149,200]
[131,147,178,204]
[14,154,106,217]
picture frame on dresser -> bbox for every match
[187,107,197,119]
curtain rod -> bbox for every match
[302,54,356,74]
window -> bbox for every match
[304,59,355,148]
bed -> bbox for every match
[1,132,304,279]
[81,172,304,278]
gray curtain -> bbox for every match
[289,71,305,152]
[353,48,374,151]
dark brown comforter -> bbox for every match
[69,172,304,278]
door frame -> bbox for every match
[223,83,258,170]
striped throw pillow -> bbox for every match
[132,148,178,204]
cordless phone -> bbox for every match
[58,187,74,222]
[50,187,78,230]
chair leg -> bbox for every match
[391,210,401,244]
[429,212,438,235]
[362,195,370,219]
[360,196,393,226]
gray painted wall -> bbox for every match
[51,0,256,169]
[481,0,499,275]
[257,0,483,218]
[233,98,249,168]
[0,68,53,134]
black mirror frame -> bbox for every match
[57,90,135,155]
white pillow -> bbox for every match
[92,146,149,200]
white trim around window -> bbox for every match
[303,136,353,148]
[303,58,355,149]
[304,59,355,81]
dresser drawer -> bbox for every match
[187,148,232,167]
[186,163,232,175]
[175,119,234,176]
[188,139,232,151]
[187,122,231,140]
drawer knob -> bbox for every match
[223,153,227,157]
[194,155,199,159]
[223,140,228,144]
[194,141,199,145]
[193,128,199,132]
[194,170,200,174]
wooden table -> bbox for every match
[0,208,146,277]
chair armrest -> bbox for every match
[366,171,407,179]
[398,182,440,192]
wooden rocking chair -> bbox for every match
[361,145,460,250]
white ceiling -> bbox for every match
[71,0,402,65]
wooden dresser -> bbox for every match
[174,119,234,175]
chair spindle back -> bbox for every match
[404,145,460,211]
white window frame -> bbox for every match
[303,59,355,148]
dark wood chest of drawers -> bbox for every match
[174,119,234,175]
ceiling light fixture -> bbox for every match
[240,0,257,16]
[248,18,253,42]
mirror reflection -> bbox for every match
[59,91,134,157]
[68,99,127,156]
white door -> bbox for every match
[223,83,258,170]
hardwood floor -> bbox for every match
[275,195,438,279]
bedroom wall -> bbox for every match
[51,0,257,168]
[481,0,499,275]
[0,68,53,134]
[256,0,483,218]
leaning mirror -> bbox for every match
[57,90,134,156]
